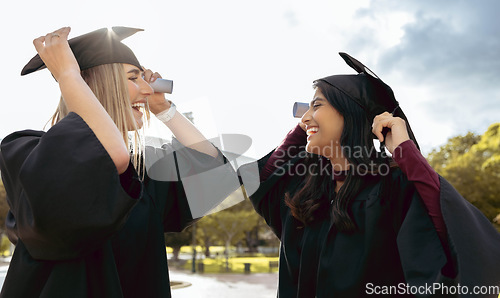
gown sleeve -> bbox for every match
[0,112,141,261]
[145,138,239,232]
[260,124,307,181]
[393,148,500,296]
[438,178,500,296]
[393,140,446,242]
[241,125,308,238]
[392,139,453,276]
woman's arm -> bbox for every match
[0,115,140,260]
[261,123,307,181]
[392,140,447,242]
[373,112,455,277]
[144,69,218,158]
[34,27,130,173]
[372,112,447,244]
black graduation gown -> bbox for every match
[245,151,500,298]
[0,112,227,298]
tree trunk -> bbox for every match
[245,228,259,253]
[172,246,181,261]
[204,238,211,257]
[225,240,230,272]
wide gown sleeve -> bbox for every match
[395,166,500,297]
[0,112,140,261]
[243,154,307,239]
[393,140,447,244]
[439,178,500,297]
[260,124,307,181]
[240,125,308,238]
[145,138,239,232]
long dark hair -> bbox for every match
[285,80,392,232]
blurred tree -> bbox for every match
[196,187,273,256]
[198,204,259,249]
[196,214,220,257]
[164,226,192,261]
[427,132,481,173]
[206,207,258,271]
[239,202,267,253]
[427,123,500,227]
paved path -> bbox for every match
[0,264,278,297]
[170,268,278,298]
[0,265,7,289]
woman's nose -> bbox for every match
[141,78,154,95]
[301,108,312,124]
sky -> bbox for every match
[1,0,499,160]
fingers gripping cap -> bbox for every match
[21,27,144,75]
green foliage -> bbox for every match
[1,234,11,256]
[427,123,500,224]
[183,256,279,274]
[199,202,260,246]
[164,227,192,248]
[196,213,223,256]
[164,187,278,260]
[427,132,481,173]
[196,191,272,256]
[164,226,192,261]
[0,180,9,235]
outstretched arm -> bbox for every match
[260,123,307,182]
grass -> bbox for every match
[167,246,227,254]
[167,246,279,274]
[182,256,279,274]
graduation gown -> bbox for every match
[246,151,500,297]
[0,112,228,298]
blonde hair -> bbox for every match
[50,63,150,177]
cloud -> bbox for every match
[345,0,500,150]
[351,0,500,83]
[283,9,299,27]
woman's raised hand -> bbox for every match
[33,27,130,173]
[33,27,80,82]
[142,67,171,115]
[372,112,410,154]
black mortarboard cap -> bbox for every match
[315,52,420,150]
[21,27,143,75]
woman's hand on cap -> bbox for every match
[372,112,410,154]
[33,27,80,82]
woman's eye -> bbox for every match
[129,77,138,82]
[313,104,321,109]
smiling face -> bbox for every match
[123,64,153,130]
[302,88,345,160]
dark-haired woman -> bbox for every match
[243,53,500,297]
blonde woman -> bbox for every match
[0,27,228,297]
